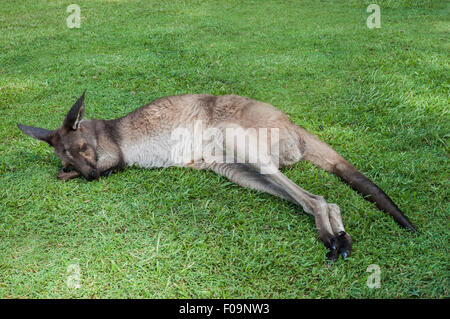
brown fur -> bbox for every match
[17,91,416,261]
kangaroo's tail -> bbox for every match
[298,127,416,232]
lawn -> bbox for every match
[0,0,448,298]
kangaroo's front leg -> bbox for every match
[57,167,81,181]
[209,163,352,261]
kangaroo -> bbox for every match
[17,91,416,261]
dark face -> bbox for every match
[17,90,101,181]
[53,126,99,181]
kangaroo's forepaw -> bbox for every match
[57,168,80,181]
[326,231,352,262]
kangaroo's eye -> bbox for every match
[80,143,87,152]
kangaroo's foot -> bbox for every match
[324,203,353,262]
[326,231,353,262]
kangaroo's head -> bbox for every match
[17,91,100,181]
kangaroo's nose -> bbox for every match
[87,170,97,181]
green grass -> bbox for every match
[0,0,448,298]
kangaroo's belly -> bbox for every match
[121,128,204,169]
[122,133,182,168]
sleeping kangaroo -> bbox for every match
[17,91,416,261]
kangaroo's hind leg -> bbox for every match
[206,124,351,260]
[261,170,352,261]
[209,162,352,261]
[208,163,296,203]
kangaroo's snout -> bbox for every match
[86,169,98,181]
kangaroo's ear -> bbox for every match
[63,90,86,130]
[17,124,55,146]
